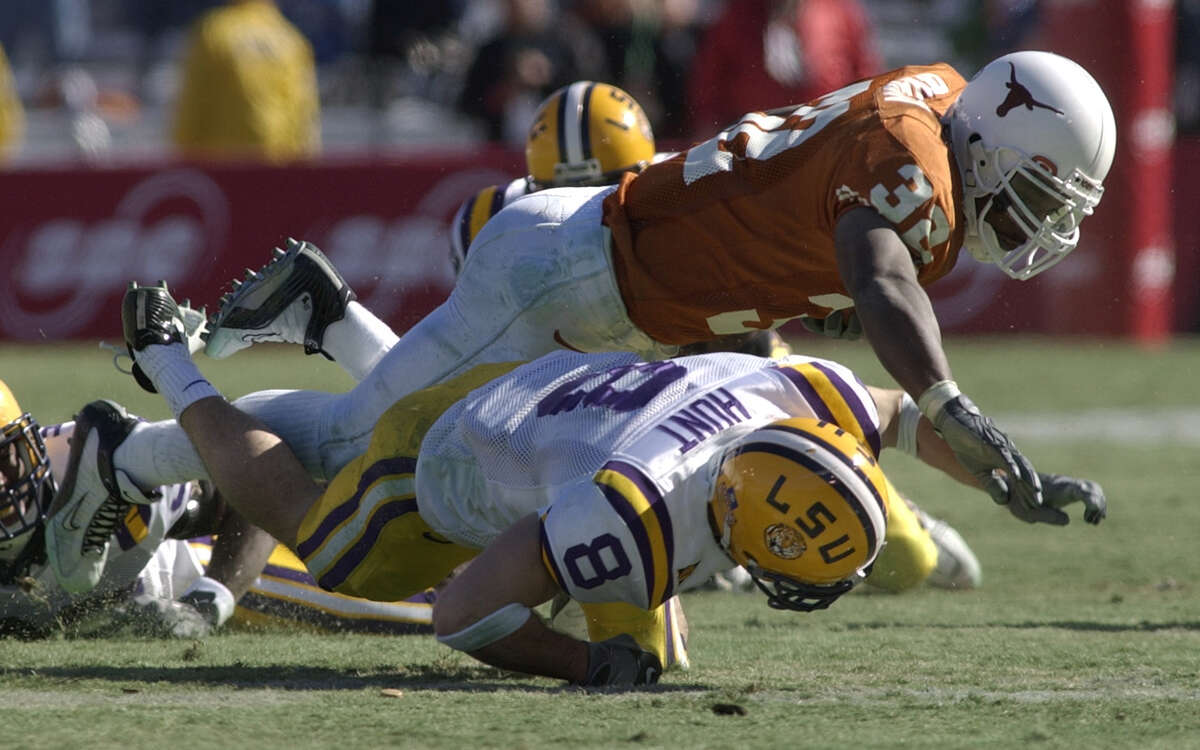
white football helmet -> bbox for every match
[946,50,1116,279]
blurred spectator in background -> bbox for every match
[0,44,24,162]
[0,0,92,71]
[686,0,881,135]
[1178,0,1200,135]
[457,0,607,144]
[572,0,706,140]
[172,0,320,161]
[364,1,471,110]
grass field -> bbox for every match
[3,337,1199,749]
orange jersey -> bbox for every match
[603,64,968,345]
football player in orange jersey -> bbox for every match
[452,81,985,597]
[200,50,1115,530]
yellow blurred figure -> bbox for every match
[0,44,24,161]
[172,0,319,161]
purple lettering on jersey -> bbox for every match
[710,388,752,421]
[656,423,701,453]
[656,389,753,454]
[537,361,686,416]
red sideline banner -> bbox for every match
[0,150,523,342]
[0,149,1144,342]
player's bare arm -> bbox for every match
[834,205,951,401]
[202,506,279,602]
[433,513,589,682]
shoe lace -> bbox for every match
[83,497,130,555]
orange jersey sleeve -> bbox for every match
[603,64,968,345]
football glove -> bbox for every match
[800,309,862,340]
[922,387,1049,524]
[1039,472,1107,525]
[581,634,662,688]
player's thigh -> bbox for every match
[293,404,478,602]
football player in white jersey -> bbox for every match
[0,379,438,638]
[99,281,1104,686]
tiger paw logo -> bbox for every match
[764,523,805,560]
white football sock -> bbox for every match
[133,342,222,419]
[114,419,210,490]
[321,301,400,382]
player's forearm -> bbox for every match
[467,614,590,682]
[853,274,952,401]
[204,509,278,601]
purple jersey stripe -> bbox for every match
[317,497,417,591]
[598,460,677,605]
[775,365,837,423]
[296,456,415,559]
[808,361,881,457]
[260,561,319,586]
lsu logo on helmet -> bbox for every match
[526,81,655,188]
[709,417,889,611]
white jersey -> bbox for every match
[0,422,203,630]
[416,350,881,610]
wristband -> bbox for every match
[181,575,235,627]
[916,379,961,422]
[437,603,532,653]
[896,392,921,457]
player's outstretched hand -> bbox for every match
[929,392,1056,524]
[1039,472,1107,525]
[800,309,863,340]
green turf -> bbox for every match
[2,338,1198,749]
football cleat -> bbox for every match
[204,238,356,360]
[916,507,983,590]
[120,280,202,393]
[44,400,160,593]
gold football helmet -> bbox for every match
[525,81,655,189]
[709,417,889,611]
[0,379,54,576]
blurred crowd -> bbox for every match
[0,0,1192,165]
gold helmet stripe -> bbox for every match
[594,459,675,608]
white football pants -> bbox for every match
[127,186,675,486]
